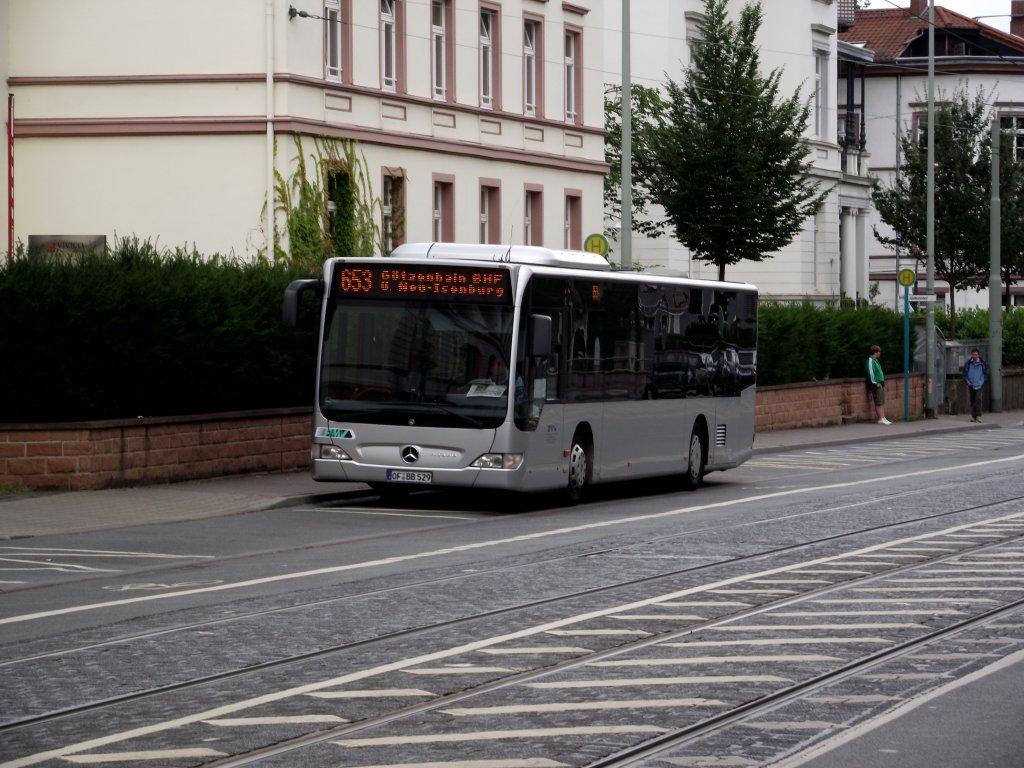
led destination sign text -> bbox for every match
[335,264,510,303]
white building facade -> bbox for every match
[1,0,607,260]
[600,0,875,304]
[842,0,1024,312]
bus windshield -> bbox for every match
[318,297,515,429]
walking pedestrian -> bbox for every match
[962,347,989,423]
[867,345,890,425]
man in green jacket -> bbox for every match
[867,345,890,425]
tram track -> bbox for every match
[2,478,1023,735]
[4,498,1024,767]
[187,519,1024,767]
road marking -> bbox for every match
[744,721,842,731]
[8,509,1024,767]
[770,610,963,617]
[586,655,839,667]
[315,508,475,521]
[0,547,209,558]
[661,758,758,767]
[64,749,226,764]
[664,638,892,647]
[337,761,567,768]
[0,559,119,573]
[525,676,791,689]
[812,597,997,604]
[331,726,667,746]
[203,715,347,726]
[609,614,706,621]
[306,689,432,698]
[715,623,925,631]
[545,629,652,637]
[441,698,724,715]
[404,666,515,675]
[480,647,592,655]
[6,452,1024,628]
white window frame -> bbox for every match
[433,183,444,242]
[326,0,342,81]
[1001,114,1024,161]
[814,48,829,138]
[480,9,494,109]
[432,0,447,101]
[563,196,573,249]
[480,188,491,243]
[564,31,577,123]
[381,0,397,91]
[524,20,537,117]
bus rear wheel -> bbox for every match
[566,433,591,505]
[681,428,705,491]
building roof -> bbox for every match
[839,5,1024,62]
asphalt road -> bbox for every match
[3,427,1024,767]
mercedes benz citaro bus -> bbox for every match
[283,242,757,503]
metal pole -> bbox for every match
[904,284,910,422]
[620,0,633,270]
[6,93,13,265]
[925,0,936,417]
[990,116,1003,412]
[266,0,276,260]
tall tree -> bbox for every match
[603,84,668,241]
[872,87,998,337]
[650,0,827,281]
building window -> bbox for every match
[432,0,454,102]
[814,48,829,138]
[480,182,501,244]
[685,12,705,65]
[433,177,455,242]
[524,19,542,117]
[382,172,405,253]
[1001,114,1024,161]
[480,9,494,109]
[326,0,342,81]
[564,29,581,124]
[525,187,543,246]
[382,0,397,91]
[564,192,582,250]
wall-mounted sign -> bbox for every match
[28,235,106,260]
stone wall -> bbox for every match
[756,374,925,432]
[0,373,945,491]
[0,409,311,491]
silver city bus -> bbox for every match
[283,242,757,503]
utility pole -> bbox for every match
[620,0,633,270]
[925,0,936,417]
[990,117,1003,412]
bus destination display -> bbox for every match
[334,264,511,303]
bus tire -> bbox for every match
[681,427,705,491]
[566,431,591,505]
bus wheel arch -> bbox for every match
[682,417,708,491]
[565,424,594,505]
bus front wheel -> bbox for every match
[682,428,705,491]
[566,433,591,505]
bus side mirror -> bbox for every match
[529,314,552,358]
[282,279,323,327]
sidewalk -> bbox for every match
[2,411,1022,539]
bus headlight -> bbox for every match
[471,453,524,470]
[320,444,351,460]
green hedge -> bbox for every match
[4,240,1022,423]
[755,302,905,386]
[0,239,321,423]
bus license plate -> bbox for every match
[386,469,433,483]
